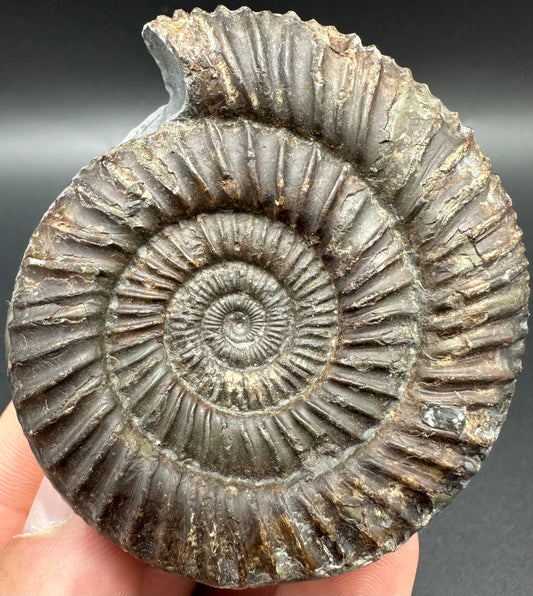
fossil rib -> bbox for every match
[6,6,529,589]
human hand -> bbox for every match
[0,402,419,595]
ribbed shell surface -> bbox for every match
[7,6,529,588]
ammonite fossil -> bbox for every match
[6,6,529,589]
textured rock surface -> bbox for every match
[6,6,529,588]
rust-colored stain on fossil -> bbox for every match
[6,6,529,589]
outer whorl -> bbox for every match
[6,6,529,589]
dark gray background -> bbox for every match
[1,1,531,594]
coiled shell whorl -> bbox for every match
[7,6,529,588]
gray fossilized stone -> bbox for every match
[6,6,529,589]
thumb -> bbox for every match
[0,477,144,596]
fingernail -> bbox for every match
[22,476,75,534]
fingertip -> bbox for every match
[274,534,419,596]
[341,534,420,596]
[0,515,141,595]
[0,402,44,547]
[141,566,196,596]
[1,513,198,596]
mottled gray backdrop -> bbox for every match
[1,1,531,594]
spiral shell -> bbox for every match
[7,6,529,588]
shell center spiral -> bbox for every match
[159,216,338,412]
[103,211,341,414]
[166,261,294,373]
